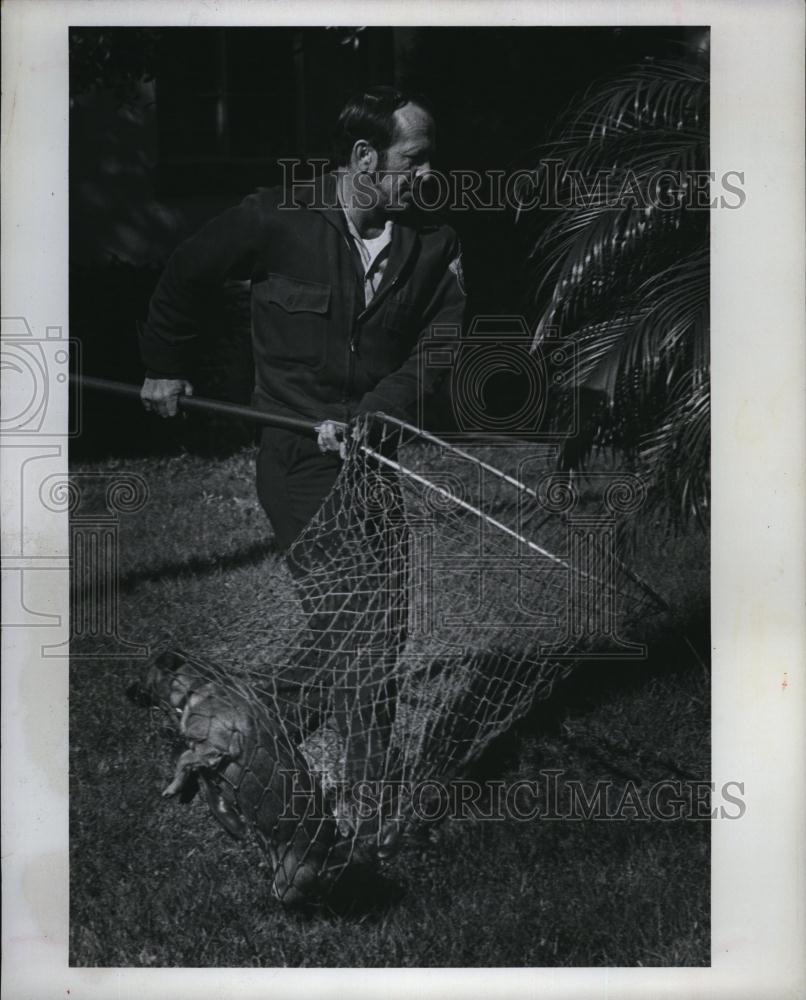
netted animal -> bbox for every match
[130,413,667,906]
[128,648,354,906]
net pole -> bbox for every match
[73,376,667,610]
[378,412,543,501]
[71,374,343,437]
[375,412,669,614]
[359,443,572,569]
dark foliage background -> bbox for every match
[517,49,709,528]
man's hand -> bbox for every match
[140,378,194,418]
[315,420,348,459]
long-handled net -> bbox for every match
[133,411,667,906]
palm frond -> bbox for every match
[560,60,708,141]
[639,376,710,528]
[529,205,702,341]
[515,53,710,531]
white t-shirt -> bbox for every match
[337,188,394,306]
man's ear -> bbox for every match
[351,139,379,173]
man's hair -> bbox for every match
[331,85,431,168]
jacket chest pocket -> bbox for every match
[382,295,418,337]
[359,296,419,384]
[251,273,331,370]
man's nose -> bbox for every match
[414,161,432,180]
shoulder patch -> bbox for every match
[448,251,466,295]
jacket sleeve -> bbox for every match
[139,192,270,377]
[354,232,467,423]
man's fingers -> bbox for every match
[169,381,193,416]
[316,426,334,453]
[164,387,185,417]
[316,420,346,455]
[141,378,193,418]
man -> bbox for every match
[139,86,466,855]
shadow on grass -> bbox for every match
[75,537,281,600]
[271,864,407,924]
[467,601,710,784]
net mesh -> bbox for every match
[137,412,665,905]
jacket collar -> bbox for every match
[297,171,420,318]
[295,170,350,236]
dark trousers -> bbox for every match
[256,426,408,792]
[256,426,343,552]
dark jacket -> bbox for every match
[140,170,466,425]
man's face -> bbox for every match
[376,102,435,212]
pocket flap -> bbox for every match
[259,273,331,314]
[383,295,417,333]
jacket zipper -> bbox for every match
[341,235,361,404]
[350,270,401,367]
[356,272,400,325]
[339,236,402,404]
[343,325,357,403]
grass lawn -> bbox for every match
[69,443,710,967]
